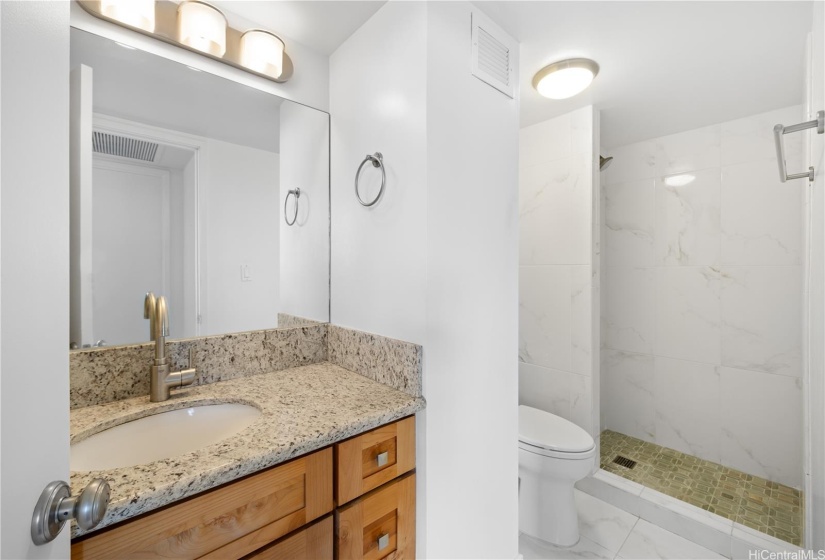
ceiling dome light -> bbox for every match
[533,58,599,100]
[101,0,155,33]
[240,30,285,79]
[178,1,227,57]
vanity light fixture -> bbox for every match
[178,1,227,57]
[77,0,294,83]
[240,29,285,80]
[101,0,155,33]
[533,58,600,100]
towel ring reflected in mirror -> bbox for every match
[355,152,385,207]
[284,188,300,226]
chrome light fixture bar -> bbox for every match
[77,0,293,84]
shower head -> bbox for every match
[600,155,613,171]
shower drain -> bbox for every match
[612,455,637,469]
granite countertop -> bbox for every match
[70,362,426,538]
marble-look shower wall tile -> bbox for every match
[70,325,328,409]
[720,266,802,377]
[520,154,592,265]
[653,356,721,463]
[655,168,721,266]
[721,105,803,166]
[519,265,572,371]
[519,362,572,419]
[604,349,655,442]
[603,140,658,184]
[326,325,422,397]
[655,266,722,364]
[605,266,655,354]
[721,159,803,266]
[520,112,571,168]
[719,366,802,487]
[653,124,721,177]
[571,265,593,376]
[604,178,655,267]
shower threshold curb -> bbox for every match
[576,469,804,559]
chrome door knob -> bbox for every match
[31,479,110,545]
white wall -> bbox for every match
[92,161,174,345]
[203,139,280,336]
[424,3,519,557]
[330,2,428,345]
[279,102,330,323]
[69,1,330,113]
[518,107,601,439]
[602,106,805,488]
[1,1,71,558]
[804,0,825,547]
[330,2,519,557]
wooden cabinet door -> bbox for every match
[243,516,333,560]
[71,448,333,560]
[336,473,415,560]
[335,417,415,506]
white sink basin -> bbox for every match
[71,403,261,471]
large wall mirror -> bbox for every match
[69,28,329,349]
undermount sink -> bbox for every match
[71,403,261,471]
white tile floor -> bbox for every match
[519,490,727,560]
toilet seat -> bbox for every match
[518,405,596,460]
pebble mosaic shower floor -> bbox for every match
[599,430,803,546]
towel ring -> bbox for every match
[355,152,385,207]
[284,188,300,226]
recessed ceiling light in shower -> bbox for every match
[532,58,599,100]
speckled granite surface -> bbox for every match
[70,325,327,409]
[327,325,423,397]
[277,313,324,328]
[70,362,425,538]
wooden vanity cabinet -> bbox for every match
[70,416,416,560]
[71,448,333,560]
[336,473,416,560]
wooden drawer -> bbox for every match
[336,473,415,560]
[335,416,415,505]
[71,448,333,560]
[244,516,333,560]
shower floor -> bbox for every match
[599,430,803,546]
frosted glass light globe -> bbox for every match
[533,59,600,100]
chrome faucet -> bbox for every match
[144,292,196,402]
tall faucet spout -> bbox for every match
[144,292,157,342]
[154,296,169,364]
[147,295,195,402]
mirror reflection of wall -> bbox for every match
[69,28,330,349]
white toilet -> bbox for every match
[518,404,596,547]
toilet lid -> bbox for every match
[518,405,595,453]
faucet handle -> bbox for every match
[155,296,169,338]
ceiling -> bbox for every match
[479,1,812,147]
[210,1,387,55]
[71,28,283,153]
[74,1,813,150]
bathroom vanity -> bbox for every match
[69,360,422,559]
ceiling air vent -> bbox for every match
[471,11,517,99]
[92,131,159,162]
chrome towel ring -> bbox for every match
[284,188,300,226]
[355,152,385,207]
